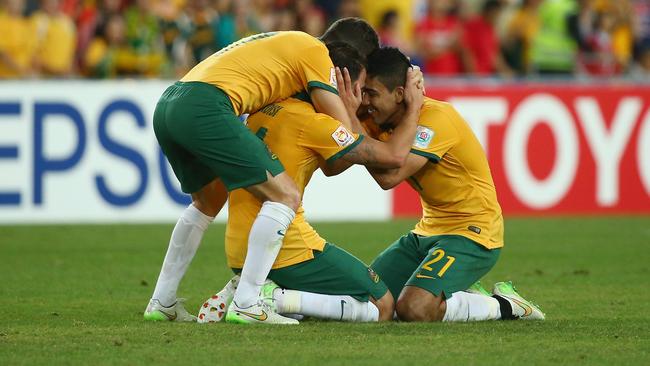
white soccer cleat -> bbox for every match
[492,281,545,320]
[197,275,240,323]
[225,299,299,325]
[144,298,197,322]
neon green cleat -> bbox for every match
[465,281,491,296]
[225,299,299,325]
[144,298,196,322]
[492,281,545,320]
[260,279,280,311]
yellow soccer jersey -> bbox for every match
[181,31,337,116]
[0,14,37,78]
[407,98,504,249]
[226,97,363,269]
[32,12,76,74]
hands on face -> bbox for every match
[334,66,363,121]
[403,65,425,113]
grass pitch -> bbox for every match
[1,217,649,365]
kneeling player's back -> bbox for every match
[181,31,337,116]
[225,97,363,270]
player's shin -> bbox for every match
[152,204,214,306]
[274,289,379,322]
[442,291,501,322]
[233,201,296,308]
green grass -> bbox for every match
[1,217,649,365]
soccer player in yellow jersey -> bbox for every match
[146,18,381,324]
[197,43,424,323]
[363,48,545,322]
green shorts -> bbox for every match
[233,243,389,302]
[371,233,500,300]
[153,81,284,193]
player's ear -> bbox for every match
[394,86,405,104]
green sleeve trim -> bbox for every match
[292,90,312,104]
[410,148,441,162]
[307,81,339,95]
[326,135,364,163]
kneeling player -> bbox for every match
[201,43,424,323]
[361,47,545,322]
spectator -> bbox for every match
[462,0,512,77]
[568,0,619,76]
[213,0,262,50]
[377,9,413,55]
[338,0,361,18]
[414,0,469,76]
[294,0,326,36]
[84,14,132,77]
[0,0,38,78]
[157,0,188,77]
[605,0,634,71]
[76,0,123,73]
[275,6,297,31]
[32,0,77,77]
[630,47,650,79]
[124,0,166,75]
[502,0,541,75]
[251,0,275,32]
[631,0,650,64]
[530,0,577,75]
[185,0,218,65]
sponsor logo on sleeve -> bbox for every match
[329,67,338,89]
[367,267,380,283]
[413,125,434,149]
[332,125,355,147]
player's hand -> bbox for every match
[403,67,424,113]
[412,65,426,94]
[335,67,362,119]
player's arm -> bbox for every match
[310,88,353,129]
[320,67,423,176]
[366,152,429,190]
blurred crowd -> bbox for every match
[1,0,650,79]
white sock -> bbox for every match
[442,291,501,322]
[233,201,295,307]
[274,289,379,322]
[152,204,213,306]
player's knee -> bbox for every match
[192,194,220,217]
[373,293,395,321]
[396,297,442,322]
[282,185,301,212]
[270,179,301,211]
[254,173,301,211]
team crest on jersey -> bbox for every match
[367,268,380,284]
[329,67,338,89]
[331,125,354,147]
[413,125,434,149]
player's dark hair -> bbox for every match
[326,41,366,83]
[366,47,412,91]
[320,17,379,57]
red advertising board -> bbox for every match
[393,83,650,216]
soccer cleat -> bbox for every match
[225,299,299,325]
[492,281,545,320]
[144,298,196,322]
[465,281,491,296]
[197,275,240,323]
